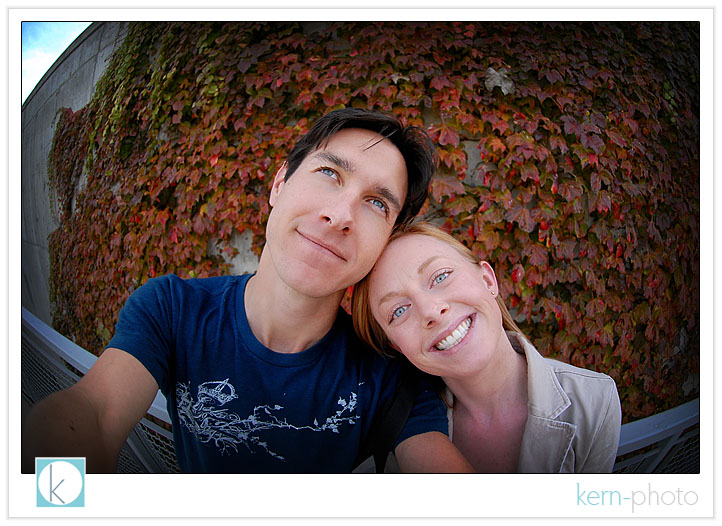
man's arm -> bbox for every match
[21,347,159,473]
[395,431,474,473]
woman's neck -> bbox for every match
[444,333,528,420]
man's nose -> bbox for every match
[320,191,356,233]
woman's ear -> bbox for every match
[478,260,499,297]
[269,162,288,207]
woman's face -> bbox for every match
[368,233,505,378]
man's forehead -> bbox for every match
[316,127,393,153]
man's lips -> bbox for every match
[296,230,347,261]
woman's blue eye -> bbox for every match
[433,271,450,285]
[392,305,407,320]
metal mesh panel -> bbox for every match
[613,448,659,473]
[117,443,152,473]
[21,320,181,474]
[657,428,700,474]
[612,423,700,474]
[21,338,78,402]
[136,418,181,473]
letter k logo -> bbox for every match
[36,458,85,507]
[48,464,66,504]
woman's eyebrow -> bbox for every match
[417,255,442,276]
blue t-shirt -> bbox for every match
[107,274,447,473]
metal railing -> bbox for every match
[21,307,180,473]
[20,307,699,474]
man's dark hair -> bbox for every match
[284,108,437,227]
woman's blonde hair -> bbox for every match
[352,221,526,357]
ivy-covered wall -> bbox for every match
[47,21,699,421]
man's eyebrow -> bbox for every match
[314,151,355,173]
[376,256,443,307]
[375,186,402,215]
[314,151,403,214]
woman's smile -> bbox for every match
[432,315,474,351]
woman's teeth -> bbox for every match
[434,317,471,351]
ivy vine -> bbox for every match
[47,21,700,421]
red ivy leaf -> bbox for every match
[438,126,460,147]
[543,68,564,84]
[581,133,605,154]
[554,238,577,260]
[523,242,549,267]
[430,76,453,90]
[561,115,581,136]
[519,162,540,183]
[430,175,466,202]
[606,129,628,148]
[505,202,536,232]
[511,263,525,283]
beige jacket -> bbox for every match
[448,332,622,473]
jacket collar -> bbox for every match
[510,333,576,473]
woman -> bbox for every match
[352,222,621,473]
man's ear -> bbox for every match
[478,260,499,296]
[269,162,288,207]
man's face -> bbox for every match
[264,128,408,300]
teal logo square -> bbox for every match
[36,458,85,507]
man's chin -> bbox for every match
[283,272,349,302]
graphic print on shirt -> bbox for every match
[175,379,361,460]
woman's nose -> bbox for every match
[422,300,449,328]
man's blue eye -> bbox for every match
[371,198,387,212]
[319,167,338,179]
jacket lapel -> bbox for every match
[512,334,576,473]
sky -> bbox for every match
[21,21,92,104]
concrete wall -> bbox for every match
[21,22,261,326]
[21,22,128,325]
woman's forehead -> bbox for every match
[386,233,453,259]
[372,234,459,284]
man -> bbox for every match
[22,108,473,473]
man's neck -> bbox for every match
[244,257,344,354]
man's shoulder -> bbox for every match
[140,273,248,297]
[334,309,392,367]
